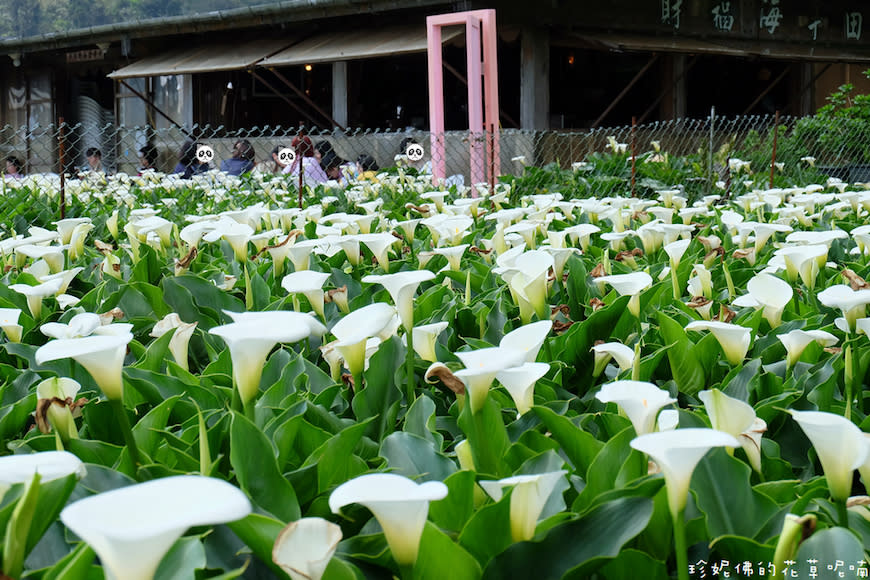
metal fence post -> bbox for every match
[707,107,714,198]
[769,110,780,189]
[630,116,637,197]
[58,118,66,220]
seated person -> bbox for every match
[356,154,379,181]
[220,139,255,175]
[321,151,357,184]
[172,141,211,179]
[139,145,158,173]
[5,156,24,179]
[80,147,104,174]
[284,136,328,184]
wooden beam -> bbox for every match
[119,78,191,137]
[637,54,698,124]
[268,66,343,129]
[742,65,792,115]
[592,53,659,128]
[443,61,520,128]
[247,69,322,128]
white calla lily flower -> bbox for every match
[778,329,838,369]
[0,451,86,500]
[454,347,526,413]
[664,238,691,269]
[10,278,63,319]
[596,272,653,317]
[631,429,739,520]
[596,380,676,436]
[330,303,397,377]
[685,320,752,366]
[150,313,198,371]
[329,473,447,567]
[210,312,318,406]
[479,470,567,542]
[745,273,793,328]
[790,410,870,501]
[272,517,342,580]
[496,362,550,416]
[282,270,331,320]
[0,308,23,342]
[363,270,435,332]
[60,476,251,580]
[500,320,552,363]
[35,333,133,400]
[818,285,870,333]
[591,342,635,377]
[699,388,766,472]
[411,321,448,362]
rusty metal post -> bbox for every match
[489,123,496,196]
[58,118,66,219]
[630,116,637,197]
[298,164,303,209]
[769,110,780,189]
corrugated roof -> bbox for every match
[259,25,462,67]
[108,38,293,78]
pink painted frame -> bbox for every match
[427,9,499,187]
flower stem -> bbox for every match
[838,498,849,528]
[109,398,142,471]
[671,267,681,301]
[398,563,414,580]
[352,371,364,398]
[405,330,416,406]
[845,345,854,421]
[674,509,689,580]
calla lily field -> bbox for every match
[3,153,870,580]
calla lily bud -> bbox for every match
[106,209,120,240]
[772,514,817,576]
[454,439,475,471]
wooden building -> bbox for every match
[1,0,869,136]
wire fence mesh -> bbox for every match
[2,112,869,230]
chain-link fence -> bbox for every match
[2,112,869,227]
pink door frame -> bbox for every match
[426,9,499,188]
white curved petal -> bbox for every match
[631,429,738,519]
[329,473,447,566]
[272,517,342,580]
[790,410,870,501]
[596,380,676,436]
[61,476,251,580]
